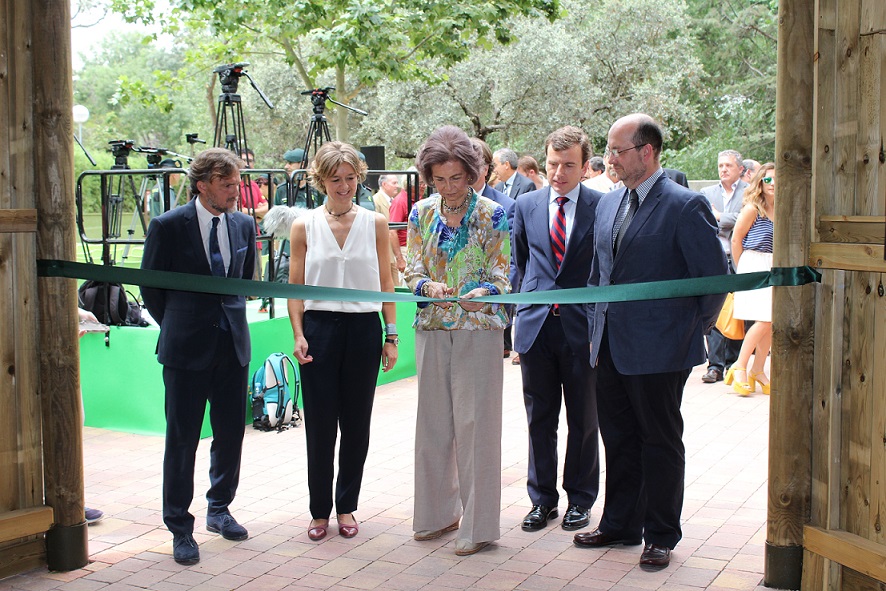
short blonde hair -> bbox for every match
[307,141,368,192]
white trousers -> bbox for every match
[413,329,503,543]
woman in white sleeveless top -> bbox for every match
[287,142,398,542]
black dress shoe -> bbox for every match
[172,533,200,565]
[701,367,723,383]
[206,513,249,541]
[639,543,671,569]
[521,505,558,531]
[573,527,642,548]
[561,504,590,531]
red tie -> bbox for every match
[551,196,568,270]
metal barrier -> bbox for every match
[75,167,425,319]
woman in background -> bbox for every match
[725,162,775,396]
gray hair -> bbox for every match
[378,173,400,185]
[493,148,518,169]
[589,156,606,173]
[718,149,743,167]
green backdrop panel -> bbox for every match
[80,302,417,437]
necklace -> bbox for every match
[441,190,471,215]
[325,203,354,219]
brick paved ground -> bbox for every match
[2,358,776,591]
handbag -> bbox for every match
[715,292,745,340]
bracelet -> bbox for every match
[385,323,397,335]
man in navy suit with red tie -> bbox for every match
[142,148,256,565]
[576,114,727,570]
[513,126,603,534]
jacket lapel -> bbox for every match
[559,186,591,273]
[532,189,556,268]
[614,179,663,264]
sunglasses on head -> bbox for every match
[762,176,774,185]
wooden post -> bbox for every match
[767,0,816,588]
[32,0,88,570]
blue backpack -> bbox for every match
[249,353,301,431]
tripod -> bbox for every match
[104,141,145,266]
[297,87,368,173]
[212,62,273,154]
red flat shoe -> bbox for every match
[337,514,359,538]
[308,519,328,541]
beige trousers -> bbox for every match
[413,329,503,543]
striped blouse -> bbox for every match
[742,215,773,253]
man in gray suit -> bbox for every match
[699,149,747,382]
[493,148,536,199]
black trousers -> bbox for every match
[162,329,247,536]
[595,328,689,549]
[519,313,599,509]
[299,311,382,519]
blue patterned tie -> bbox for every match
[209,217,226,277]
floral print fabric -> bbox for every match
[405,191,511,331]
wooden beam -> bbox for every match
[818,215,886,243]
[804,526,886,584]
[0,209,37,233]
[0,538,47,580]
[810,242,886,271]
[32,0,87,571]
[767,0,815,587]
[0,507,53,543]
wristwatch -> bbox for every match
[385,336,400,346]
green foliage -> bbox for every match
[78,0,779,180]
[355,0,703,164]
[669,0,777,172]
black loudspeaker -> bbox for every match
[361,145,386,191]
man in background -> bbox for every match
[374,173,402,287]
[699,149,747,383]
[494,148,536,198]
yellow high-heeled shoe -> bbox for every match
[749,371,770,395]
[730,367,754,396]
[724,367,736,385]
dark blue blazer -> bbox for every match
[513,184,602,356]
[496,171,536,199]
[141,199,256,370]
[587,174,727,375]
[481,184,520,292]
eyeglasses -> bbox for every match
[762,176,774,185]
[604,143,648,159]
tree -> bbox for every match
[73,31,210,154]
[354,0,703,162]
[109,0,560,140]
[665,0,778,177]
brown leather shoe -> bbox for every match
[573,527,642,548]
[639,543,671,569]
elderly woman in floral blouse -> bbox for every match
[405,125,511,557]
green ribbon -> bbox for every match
[37,259,820,305]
